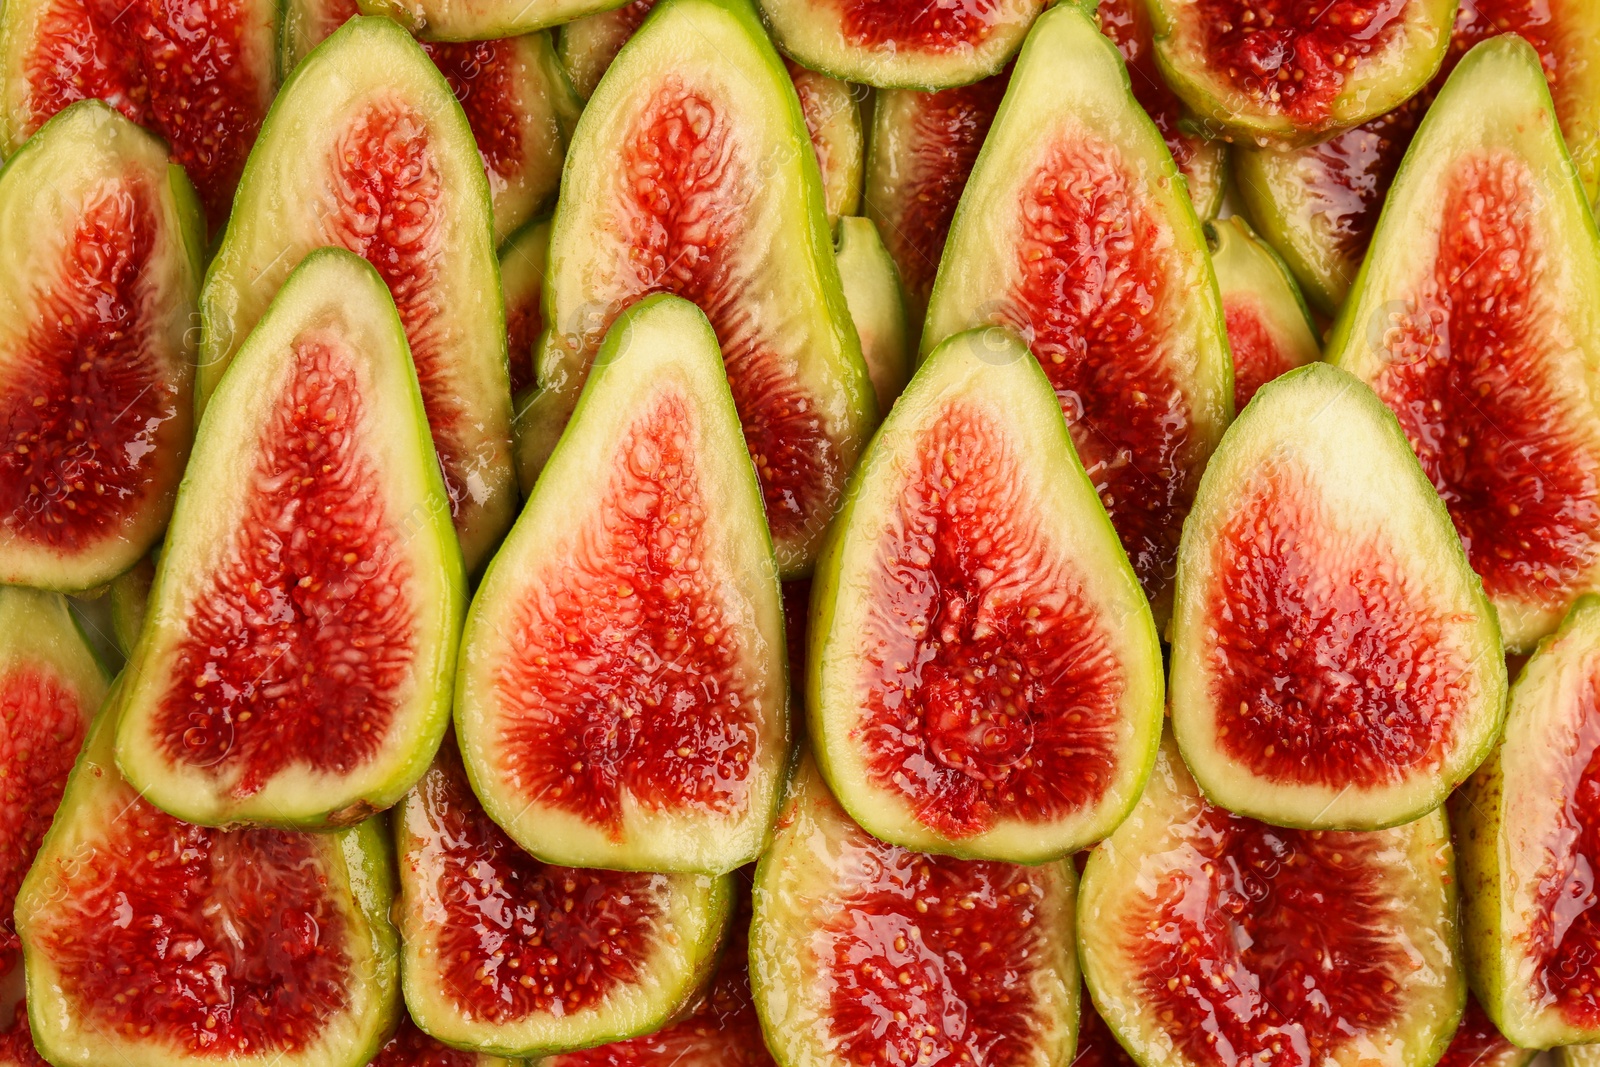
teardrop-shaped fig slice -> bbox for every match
[752,753,1080,1067]
[1170,363,1505,830]
[117,249,466,829]
[557,0,656,98]
[810,327,1162,862]
[535,0,875,577]
[16,693,402,1067]
[371,1015,519,1066]
[1435,996,1534,1067]
[460,295,788,874]
[0,101,202,593]
[786,59,863,224]
[1079,735,1465,1067]
[396,740,733,1056]
[1206,216,1319,411]
[923,2,1232,628]
[202,15,515,573]
[835,216,911,413]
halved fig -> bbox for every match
[1145,0,1455,145]
[535,0,876,577]
[16,689,401,1067]
[922,2,1233,628]
[108,552,156,655]
[0,101,203,592]
[752,753,1080,1067]
[372,1015,519,1066]
[557,0,657,98]
[1435,996,1534,1067]
[1325,35,1600,653]
[0,0,276,228]
[201,15,515,573]
[1207,215,1319,410]
[396,740,734,1056]
[786,60,863,224]
[503,216,552,398]
[459,295,788,874]
[117,249,466,829]
[357,0,630,43]
[834,216,910,412]
[810,326,1163,861]
[1079,735,1464,1067]
[1170,363,1505,830]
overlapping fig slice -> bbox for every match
[1145,0,1455,145]
[395,741,733,1056]
[15,691,401,1067]
[1435,996,1534,1067]
[810,327,1163,861]
[117,249,465,829]
[1170,363,1505,830]
[557,0,657,98]
[459,295,788,874]
[834,217,910,412]
[786,60,863,224]
[752,754,1080,1067]
[371,1015,519,1066]
[109,552,156,655]
[922,2,1232,627]
[1079,735,1464,1067]
[201,16,515,573]
[1207,216,1319,410]
[0,102,202,592]
[1325,35,1600,653]
[534,0,875,577]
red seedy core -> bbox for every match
[152,334,416,797]
[493,390,762,835]
[1130,799,1408,1067]
[36,792,351,1055]
[1194,0,1410,126]
[0,1000,48,1067]
[1003,132,1197,610]
[856,398,1127,838]
[1072,989,1136,1067]
[0,185,178,555]
[1439,0,1560,89]
[1205,462,1473,787]
[1373,153,1600,613]
[423,41,526,185]
[417,747,667,1022]
[1436,995,1525,1067]
[1096,0,1212,183]
[837,0,1014,53]
[24,0,268,228]
[371,1015,483,1067]
[1224,294,1294,410]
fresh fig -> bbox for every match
[751,753,1080,1067]
[1079,735,1464,1067]
[809,326,1163,861]
[371,1015,520,1066]
[557,0,656,98]
[1435,996,1534,1067]
[395,741,733,1057]
[1206,216,1319,410]
[1074,990,1137,1067]
[459,295,788,874]
[504,217,552,398]
[1170,363,1505,830]
[117,249,465,829]
[201,15,515,573]
[16,688,402,1067]
[0,101,202,593]
[922,1,1233,627]
[834,216,911,412]
[356,0,629,44]
[1325,34,1600,653]
[1144,0,1455,145]
[786,59,863,224]
[533,0,875,577]
[109,552,157,655]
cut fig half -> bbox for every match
[751,753,1080,1067]
[372,1015,520,1066]
[786,60,863,225]
[1170,363,1505,830]
[1436,996,1534,1067]
[922,1,1233,628]
[16,690,402,1067]
[117,249,466,830]
[557,0,656,99]
[1206,215,1319,411]
[0,101,203,592]
[201,15,515,573]
[1325,34,1600,653]
[834,216,911,412]
[397,741,734,1057]
[459,295,788,875]
[1079,735,1464,1067]
[535,0,876,577]
[809,326,1163,861]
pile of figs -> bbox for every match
[1,0,1600,1063]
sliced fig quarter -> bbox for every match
[923,1,1232,629]
[1079,735,1465,1067]
[117,249,466,830]
[396,741,734,1057]
[810,327,1163,862]
[1170,363,1505,830]
[1435,996,1534,1067]
[16,691,402,1067]
[459,295,789,875]
[201,15,515,573]
[1325,34,1600,653]
[557,0,656,99]
[0,101,203,593]
[1206,216,1319,411]
[535,0,875,578]
[834,216,911,413]
[751,753,1080,1067]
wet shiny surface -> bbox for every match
[837,0,1012,52]
[1223,295,1296,410]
